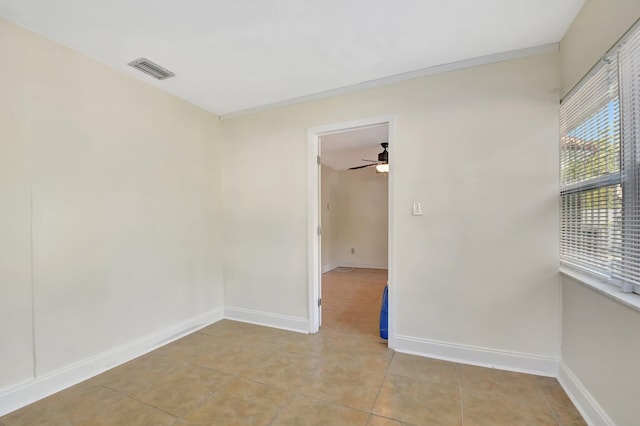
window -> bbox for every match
[560,21,640,295]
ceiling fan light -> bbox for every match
[375,163,389,173]
[378,142,389,162]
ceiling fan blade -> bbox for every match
[349,143,389,170]
[348,163,377,170]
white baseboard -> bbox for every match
[224,307,309,334]
[334,263,388,271]
[0,308,223,417]
[322,264,336,273]
[558,361,614,426]
[394,334,559,377]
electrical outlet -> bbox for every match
[412,201,423,216]
[351,248,355,254]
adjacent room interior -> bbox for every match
[318,124,389,337]
[1,1,640,425]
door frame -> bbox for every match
[306,115,395,348]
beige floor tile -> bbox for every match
[388,353,459,385]
[462,397,558,426]
[129,364,234,416]
[1,268,587,426]
[298,372,382,412]
[157,332,222,359]
[197,319,261,336]
[465,383,548,406]
[240,350,317,392]
[191,344,271,376]
[461,368,556,425]
[172,420,200,426]
[93,357,169,395]
[272,395,369,426]
[460,364,539,386]
[199,322,293,351]
[137,348,190,370]
[2,406,71,426]
[2,383,123,426]
[538,377,587,425]
[183,378,292,426]
[321,349,391,377]
[76,396,176,426]
[366,415,407,425]
[459,364,540,385]
[373,373,462,426]
[282,329,390,360]
[460,365,549,408]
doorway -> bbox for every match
[307,116,394,347]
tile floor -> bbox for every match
[1,267,585,425]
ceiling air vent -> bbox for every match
[127,57,175,80]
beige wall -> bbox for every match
[561,277,640,425]
[320,165,339,272]
[332,167,388,270]
[559,1,640,424]
[561,0,640,96]
[321,165,389,271]
[222,52,561,361]
[0,17,224,392]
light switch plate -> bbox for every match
[412,201,423,216]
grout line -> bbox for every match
[126,393,178,418]
[370,348,395,417]
[287,392,373,416]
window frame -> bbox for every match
[560,20,640,297]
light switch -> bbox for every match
[412,201,423,216]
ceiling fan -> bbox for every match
[349,142,389,172]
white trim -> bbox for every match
[220,44,558,119]
[224,307,308,334]
[321,264,337,273]
[558,361,615,426]
[307,129,321,333]
[0,308,223,417]
[394,334,559,377]
[307,115,395,340]
[335,263,389,270]
[386,118,396,350]
[308,116,395,137]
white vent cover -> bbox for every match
[127,58,175,80]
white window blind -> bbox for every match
[615,25,640,292]
[560,55,621,277]
[560,20,640,295]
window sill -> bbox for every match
[559,266,640,313]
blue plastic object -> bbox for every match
[380,284,388,339]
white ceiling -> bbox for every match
[321,124,388,170]
[0,1,584,117]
